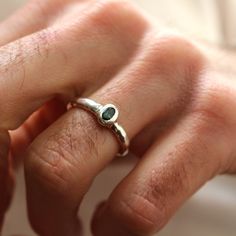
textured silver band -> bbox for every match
[67,98,129,156]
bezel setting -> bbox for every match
[98,104,119,126]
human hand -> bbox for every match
[1,0,236,235]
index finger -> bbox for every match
[0,0,148,131]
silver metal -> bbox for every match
[67,98,129,156]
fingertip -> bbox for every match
[91,201,135,236]
[91,201,107,234]
[0,132,15,231]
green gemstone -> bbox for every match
[102,107,116,120]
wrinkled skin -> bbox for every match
[0,0,236,235]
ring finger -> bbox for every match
[24,33,204,235]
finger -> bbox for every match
[24,34,204,235]
[0,1,88,227]
[0,0,87,46]
[0,0,90,227]
[130,121,167,157]
[10,98,66,168]
[91,103,234,235]
[0,1,147,232]
[0,130,14,231]
[0,0,148,131]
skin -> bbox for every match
[0,0,236,235]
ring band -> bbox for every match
[67,98,129,156]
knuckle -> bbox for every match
[192,82,231,131]
[92,0,133,21]
[143,34,206,80]
[124,34,207,114]
[25,144,73,198]
[96,0,129,10]
[87,0,148,38]
[189,83,235,173]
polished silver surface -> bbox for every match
[67,98,129,156]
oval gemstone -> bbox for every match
[102,107,116,120]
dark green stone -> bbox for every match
[102,107,116,120]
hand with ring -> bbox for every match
[0,0,236,235]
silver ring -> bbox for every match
[67,98,129,157]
